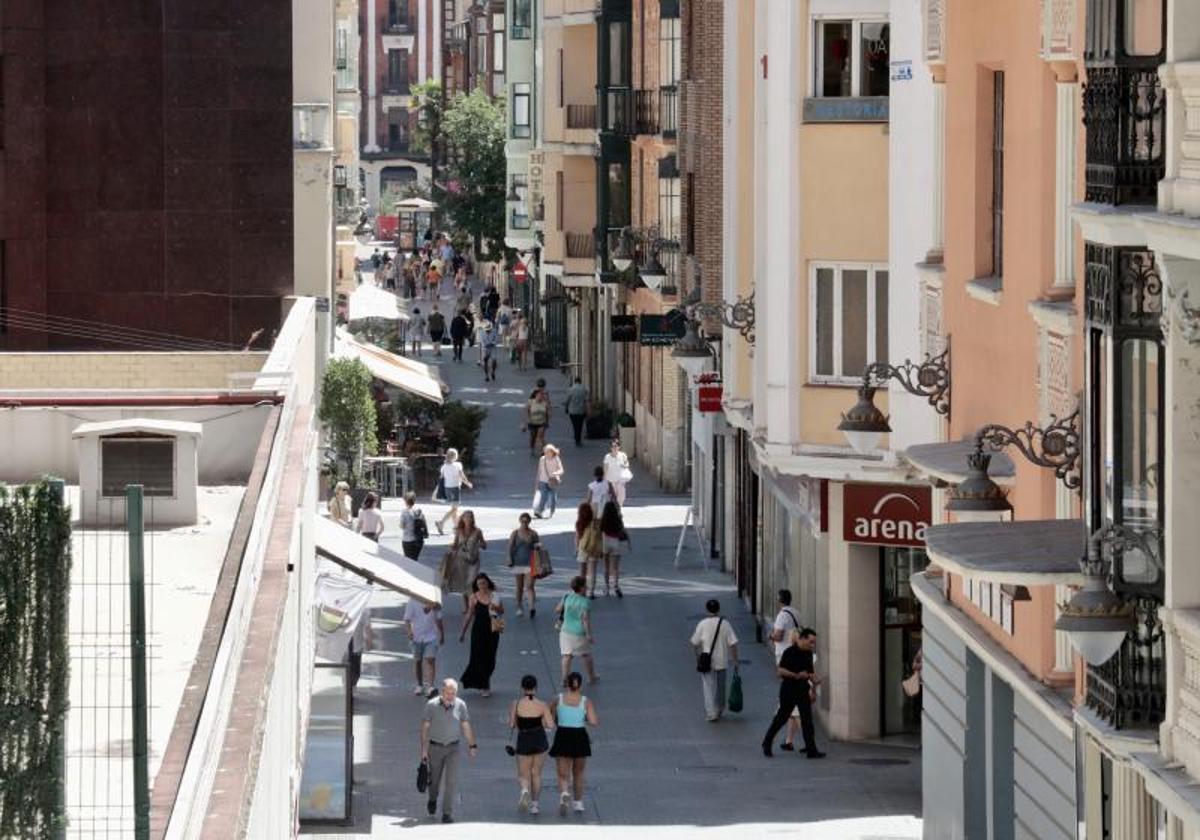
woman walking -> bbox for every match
[515,314,531,370]
[574,504,602,598]
[328,481,352,527]
[356,492,384,542]
[446,511,487,609]
[599,500,630,598]
[459,573,503,697]
[532,444,564,518]
[410,307,427,356]
[549,673,598,816]
[509,675,554,814]
[586,466,612,519]
[602,438,632,506]
[555,576,597,684]
[507,512,542,618]
[435,448,473,535]
[524,388,550,454]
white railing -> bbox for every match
[924,0,946,64]
[1158,62,1200,218]
[1041,0,1075,60]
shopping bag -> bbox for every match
[533,545,554,579]
[728,672,744,713]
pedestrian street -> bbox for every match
[304,319,923,840]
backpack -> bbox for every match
[412,509,429,541]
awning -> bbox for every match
[902,438,1017,485]
[348,284,408,322]
[924,518,1087,585]
[335,330,445,404]
[313,515,442,606]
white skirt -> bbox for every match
[559,631,592,656]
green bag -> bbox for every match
[727,672,744,713]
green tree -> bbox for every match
[409,79,443,157]
[438,89,507,259]
[318,357,379,485]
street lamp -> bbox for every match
[836,347,951,453]
[611,228,635,272]
[944,447,1013,522]
[671,317,714,377]
[638,248,668,291]
[1054,523,1154,666]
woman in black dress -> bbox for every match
[459,573,503,697]
[509,674,553,814]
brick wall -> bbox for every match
[680,0,723,307]
[0,353,269,390]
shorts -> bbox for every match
[602,535,626,556]
[413,639,439,661]
[444,486,461,503]
[430,329,445,342]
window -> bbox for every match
[512,82,532,138]
[512,0,531,39]
[991,70,1005,278]
[387,50,409,91]
[510,177,530,229]
[493,30,505,73]
[810,263,889,383]
[607,162,630,228]
[814,19,889,97]
[101,437,175,498]
[556,171,564,230]
[660,17,681,89]
[658,171,680,241]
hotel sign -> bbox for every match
[842,483,931,548]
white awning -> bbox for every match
[348,284,407,322]
[313,515,442,606]
[335,330,445,404]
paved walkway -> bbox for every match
[306,263,922,839]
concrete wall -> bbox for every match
[0,405,274,485]
[0,352,268,390]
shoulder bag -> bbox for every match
[696,617,724,674]
[533,544,554,579]
[490,600,506,634]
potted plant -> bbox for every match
[617,411,636,457]
[586,401,614,440]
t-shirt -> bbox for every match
[411,315,427,337]
[566,383,588,415]
[400,506,423,541]
[427,312,446,333]
[422,696,469,745]
[404,600,442,643]
[779,645,815,691]
[561,592,589,636]
[772,607,802,663]
[587,480,611,511]
[690,616,739,671]
[357,507,383,536]
[603,452,629,483]
[440,461,466,489]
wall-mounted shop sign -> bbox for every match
[638,311,687,346]
[611,315,638,342]
[697,386,722,413]
[842,483,931,547]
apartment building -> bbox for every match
[360,0,441,209]
[445,0,507,99]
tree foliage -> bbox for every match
[318,358,379,485]
[437,89,508,259]
[0,481,71,837]
[409,79,443,157]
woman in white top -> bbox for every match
[602,439,631,506]
[328,480,352,527]
[585,466,612,519]
[356,492,384,542]
[410,307,428,356]
[436,448,474,535]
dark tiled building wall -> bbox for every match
[0,0,294,350]
[679,0,722,307]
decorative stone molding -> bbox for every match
[1040,0,1075,62]
[923,0,945,65]
[1158,62,1200,219]
[1161,608,1200,783]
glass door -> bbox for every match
[880,546,927,737]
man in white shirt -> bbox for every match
[689,599,740,722]
[769,589,802,750]
[404,597,445,697]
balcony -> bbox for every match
[1083,66,1165,206]
[566,103,598,130]
[1084,596,1165,730]
[383,77,411,96]
[334,165,348,188]
[602,87,634,135]
[659,86,678,137]
[633,89,659,135]
[566,231,595,259]
[384,15,412,34]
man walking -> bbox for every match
[404,598,444,697]
[450,309,469,362]
[420,678,478,823]
[565,377,589,446]
[689,599,739,722]
[769,589,803,751]
[480,321,499,382]
[427,305,446,356]
[761,628,826,758]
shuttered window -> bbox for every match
[101,437,175,497]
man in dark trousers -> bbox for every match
[761,627,826,758]
[450,309,469,362]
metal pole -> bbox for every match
[126,485,150,840]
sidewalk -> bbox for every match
[306,294,922,838]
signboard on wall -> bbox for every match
[638,311,687,346]
[697,386,722,413]
[611,315,638,342]
[842,483,932,548]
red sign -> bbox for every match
[842,483,932,547]
[697,386,722,413]
[512,260,528,283]
[376,215,399,239]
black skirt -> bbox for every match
[549,727,591,758]
[515,727,549,755]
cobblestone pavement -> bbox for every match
[306,269,922,838]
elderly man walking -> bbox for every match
[420,678,479,823]
[689,599,739,722]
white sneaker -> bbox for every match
[515,608,524,617]
[529,801,539,815]
[558,792,570,816]
[518,789,531,812]
[573,800,585,813]
[413,685,426,696]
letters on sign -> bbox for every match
[841,483,932,548]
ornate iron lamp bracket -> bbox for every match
[1086,522,1163,579]
[688,289,756,345]
[976,406,1082,490]
[862,346,950,416]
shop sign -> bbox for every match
[513,260,528,283]
[611,315,638,342]
[842,483,931,547]
[638,311,687,346]
[527,151,545,222]
[697,386,722,413]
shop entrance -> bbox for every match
[880,546,927,737]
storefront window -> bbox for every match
[881,547,927,736]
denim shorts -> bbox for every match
[444,486,461,503]
[413,639,439,661]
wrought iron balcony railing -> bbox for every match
[602,87,635,135]
[566,232,596,259]
[566,103,598,130]
[634,89,659,135]
[384,16,412,33]
[1083,66,1165,206]
[1084,596,1165,730]
[660,85,678,137]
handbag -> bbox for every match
[533,545,553,580]
[580,521,603,557]
[432,476,446,503]
[416,758,430,793]
[727,671,744,713]
[619,465,633,483]
[490,603,505,634]
[696,617,724,674]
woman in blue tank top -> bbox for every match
[548,671,598,816]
